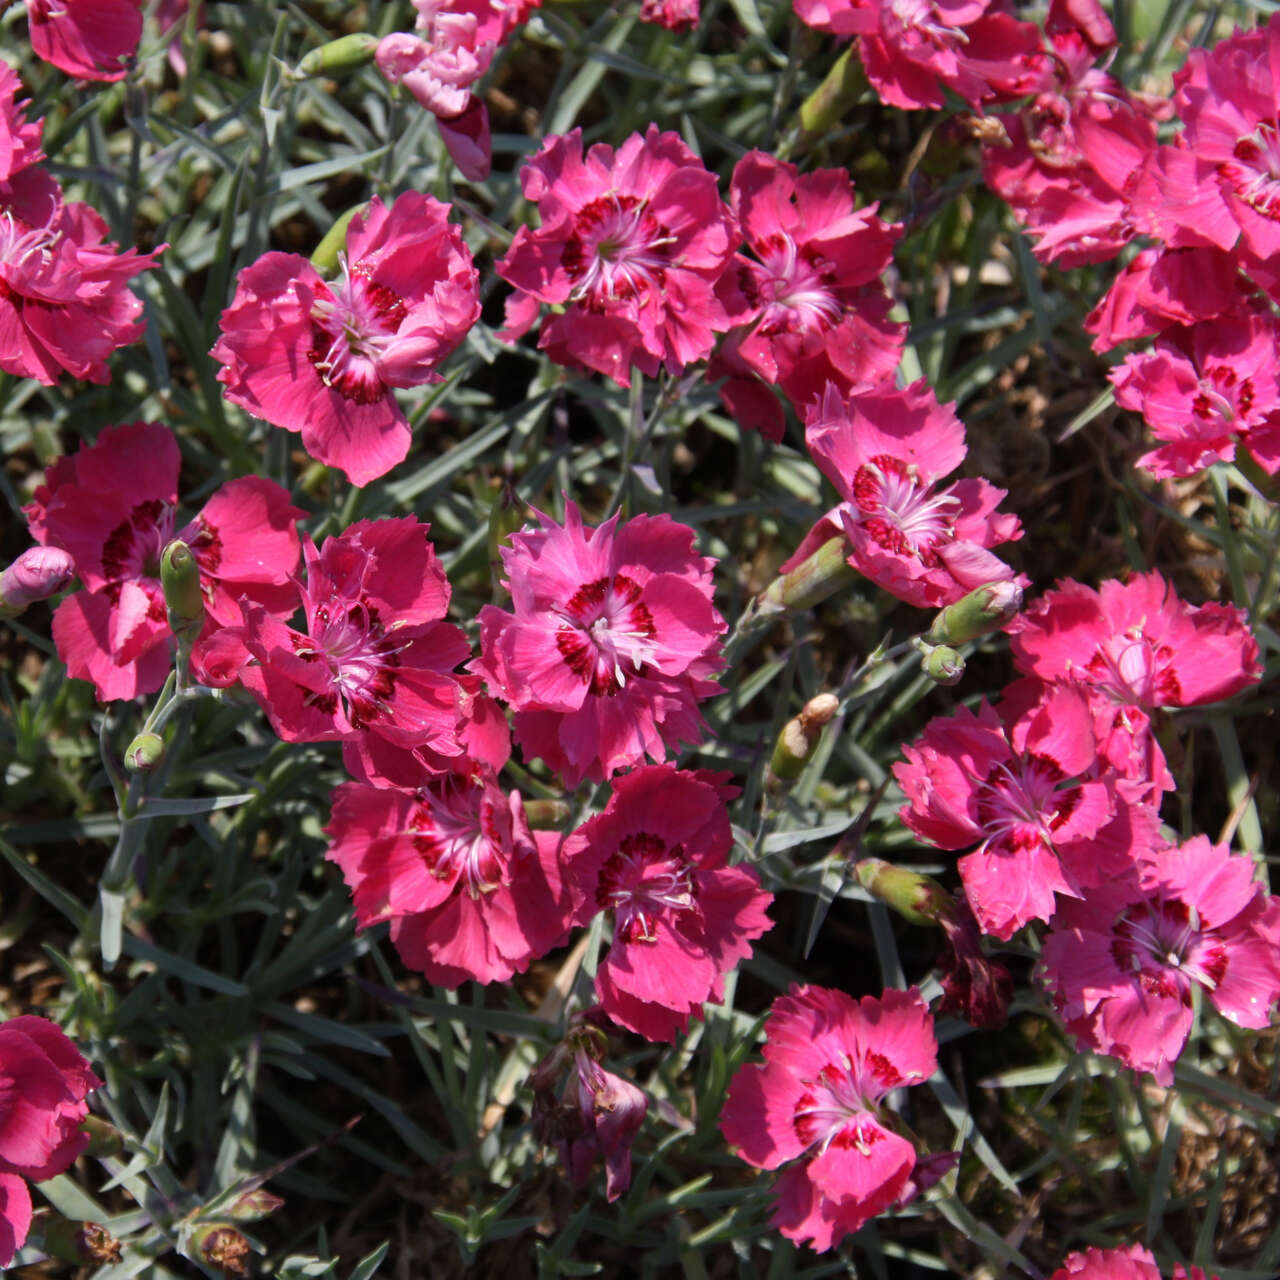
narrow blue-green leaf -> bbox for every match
[0,837,89,929]
[122,937,251,996]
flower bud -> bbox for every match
[310,204,364,275]
[852,857,952,927]
[125,732,165,773]
[289,32,379,81]
[38,1215,122,1266]
[522,799,571,829]
[161,540,204,635]
[797,45,866,138]
[758,537,857,617]
[926,580,1023,647]
[768,692,840,785]
[229,1188,285,1223]
[919,642,964,685]
[0,546,75,617]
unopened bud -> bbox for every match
[796,45,866,138]
[926,580,1023,647]
[919,642,964,685]
[768,693,840,785]
[523,799,571,829]
[230,1188,285,1223]
[0,546,75,617]
[125,732,165,773]
[488,481,529,600]
[39,1215,122,1266]
[310,204,364,275]
[758,537,857,617]
[161,540,204,634]
[289,32,379,81]
[79,1115,124,1158]
[190,1223,252,1276]
[853,857,952,927]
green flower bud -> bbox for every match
[125,732,165,773]
[310,203,365,275]
[758,537,857,617]
[229,1188,285,1223]
[853,857,952,927]
[926,580,1023,647]
[768,693,840,785]
[920,642,964,686]
[290,33,379,82]
[79,1115,124,1158]
[797,46,868,137]
[161,540,204,634]
[523,799,571,830]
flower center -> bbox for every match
[101,498,177,583]
[595,831,697,942]
[292,599,402,729]
[308,255,408,405]
[0,212,59,296]
[1190,364,1253,426]
[886,0,967,49]
[562,194,675,307]
[1225,121,1280,221]
[1111,898,1230,998]
[748,233,843,336]
[791,1049,909,1154]
[407,777,507,897]
[1084,627,1182,707]
[975,757,1074,854]
[555,573,657,696]
[848,455,960,564]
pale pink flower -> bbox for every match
[0,1016,101,1267]
[27,421,302,702]
[894,682,1160,939]
[1042,838,1280,1085]
[212,191,479,486]
[793,0,1042,110]
[237,518,468,755]
[720,985,952,1251]
[26,0,143,83]
[711,151,903,439]
[781,380,1022,610]
[563,766,772,1042]
[497,126,738,387]
[1110,311,1280,478]
[474,502,725,786]
[326,767,572,986]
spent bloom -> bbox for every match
[497,126,738,386]
[712,151,903,439]
[1041,837,1280,1085]
[475,502,725,787]
[26,421,302,702]
[213,191,480,486]
[563,766,773,1041]
[326,766,572,987]
[719,985,952,1252]
[0,1016,101,1267]
[782,380,1023,610]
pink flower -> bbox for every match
[793,0,1042,111]
[0,198,160,386]
[474,502,726,787]
[1042,838,1280,1085]
[1152,14,1280,260]
[1050,1244,1216,1280]
[0,60,44,185]
[1010,572,1262,709]
[781,380,1022,610]
[639,0,699,30]
[563,766,773,1041]
[496,126,738,387]
[237,518,469,755]
[894,682,1160,939]
[26,0,143,83]
[720,985,950,1251]
[0,1016,101,1267]
[212,191,480,486]
[1110,311,1280,479]
[326,768,572,986]
[27,422,302,702]
[531,1017,648,1201]
[711,152,903,439]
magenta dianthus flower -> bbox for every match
[1050,1244,1216,1280]
[720,985,952,1252]
[564,766,773,1041]
[497,126,738,386]
[213,192,479,486]
[474,502,725,786]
